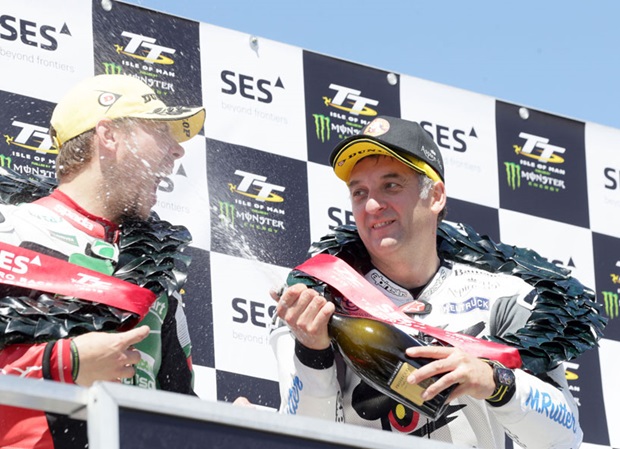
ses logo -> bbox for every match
[327,206,355,229]
[219,170,286,233]
[419,121,478,154]
[312,84,379,143]
[0,249,40,276]
[504,132,567,192]
[0,14,71,51]
[602,261,620,320]
[157,163,187,192]
[221,70,285,104]
[604,166,620,191]
[232,297,275,328]
[231,297,275,346]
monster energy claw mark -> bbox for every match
[102,62,123,75]
[0,156,12,169]
[505,162,521,190]
[313,114,330,143]
[603,291,619,319]
[219,201,235,227]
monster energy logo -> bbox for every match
[313,114,330,143]
[602,291,619,319]
[219,201,235,227]
[0,155,12,168]
[102,62,123,75]
[505,162,521,190]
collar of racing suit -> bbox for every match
[38,189,120,242]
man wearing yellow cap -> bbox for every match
[270,116,601,448]
[0,74,205,448]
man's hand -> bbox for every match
[72,325,150,386]
[273,283,334,350]
[405,346,496,402]
[232,396,253,407]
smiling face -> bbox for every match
[103,119,185,221]
[348,155,441,270]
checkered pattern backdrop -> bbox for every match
[1,1,618,447]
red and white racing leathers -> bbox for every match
[0,190,194,449]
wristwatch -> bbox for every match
[484,359,516,407]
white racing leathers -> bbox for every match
[270,260,582,449]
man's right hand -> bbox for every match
[273,283,334,350]
[72,325,150,386]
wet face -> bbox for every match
[104,120,184,220]
[347,156,437,264]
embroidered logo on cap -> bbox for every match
[421,145,438,162]
[363,117,390,137]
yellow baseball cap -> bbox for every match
[50,74,205,148]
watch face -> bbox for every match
[497,368,515,387]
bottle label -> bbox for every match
[389,362,434,406]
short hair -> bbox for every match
[55,129,96,182]
[418,173,447,223]
[54,117,140,182]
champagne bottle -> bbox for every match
[328,313,454,420]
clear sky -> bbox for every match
[121,0,620,129]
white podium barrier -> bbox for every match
[0,376,465,449]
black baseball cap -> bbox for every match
[329,116,445,183]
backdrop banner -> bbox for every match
[1,1,618,447]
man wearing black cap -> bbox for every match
[271,116,588,448]
[0,74,205,448]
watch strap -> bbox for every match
[484,359,516,407]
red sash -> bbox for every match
[0,241,155,319]
[295,254,522,369]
